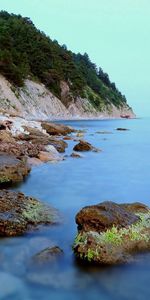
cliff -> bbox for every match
[0,11,135,119]
[0,75,135,120]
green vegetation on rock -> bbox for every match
[73,211,150,264]
[0,11,129,111]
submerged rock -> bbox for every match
[116,128,129,131]
[0,190,59,236]
[96,131,113,134]
[32,246,63,265]
[73,201,150,264]
[70,152,83,158]
[41,122,75,136]
[0,153,30,183]
[73,140,99,152]
[63,136,73,140]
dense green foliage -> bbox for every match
[0,11,127,109]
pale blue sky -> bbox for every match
[0,0,150,116]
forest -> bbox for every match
[0,11,127,109]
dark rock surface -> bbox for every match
[0,189,59,236]
[116,128,129,131]
[76,201,140,233]
[73,201,150,264]
[73,140,95,152]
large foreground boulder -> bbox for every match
[0,153,30,183]
[41,122,75,136]
[0,190,59,236]
[73,201,150,264]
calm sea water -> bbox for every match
[1,118,150,300]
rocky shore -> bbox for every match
[0,112,98,240]
[1,112,149,268]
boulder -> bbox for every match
[73,140,98,152]
[38,148,62,163]
[0,153,30,183]
[0,141,44,158]
[41,122,75,136]
[73,201,150,264]
[19,126,51,145]
[76,201,140,233]
[48,138,67,153]
[0,189,59,236]
[70,152,82,158]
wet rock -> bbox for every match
[0,189,59,236]
[63,136,73,140]
[32,246,63,265]
[116,128,129,131]
[73,140,95,152]
[48,138,68,153]
[41,122,75,136]
[0,153,30,183]
[38,150,62,162]
[76,132,84,138]
[76,201,139,233]
[73,201,150,264]
[73,140,92,152]
[70,152,83,158]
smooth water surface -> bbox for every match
[1,118,150,300]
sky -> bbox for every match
[0,0,150,116]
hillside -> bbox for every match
[0,11,135,119]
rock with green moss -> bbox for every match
[0,190,59,236]
[73,201,150,264]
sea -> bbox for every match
[0,118,150,300]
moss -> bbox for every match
[73,211,150,263]
[22,199,54,224]
[0,176,11,183]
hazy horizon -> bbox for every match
[0,0,149,117]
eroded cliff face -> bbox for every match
[0,75,135,120]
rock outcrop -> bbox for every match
[41,122,75,136]
[0,190,59,236]
[73,201,150,264]
[0,75,135,120]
